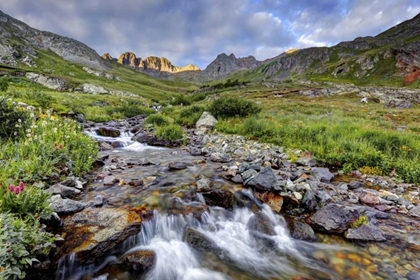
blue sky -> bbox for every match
[2,0,420,69]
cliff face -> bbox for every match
[106,52,200,73]
[0,10,108,70]
[203,53,261,79]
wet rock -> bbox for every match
[168,161,188,170]
[196,112,218,128]
[46,183,81,199]
[253,191,283,213]
[60,208,141,264]
[93,195,104,207]
[196,177,212,192]
[287,220,317,241]
[184,228,223,257]
[202,190,236,209]
[189,146,202,156]
[246,167,277,190]
[241,169,258,182]
[167,198,208,219]
[103,176,118,185]
[231,174,243,184]
[120,250,156,272]
[97,127,121,138]
[407,271,420,280]
[247,211,276,235]
[302,189,317,212]
[311,167,334,182]
[306,204,359,234]
[210,152,232,163]
[345,224,386,241]
[48,195,85,214]
[99,142,114,151]
[111,141,126,148]
[129,179,144,187]
[409,205,420,217]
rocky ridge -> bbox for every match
[103,52,200,73]
[0,10,108,70]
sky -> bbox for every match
[2,0,420,69]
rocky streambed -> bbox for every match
[39,114,420,280]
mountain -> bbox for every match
[230,13,420,86]
[202,53,261,79]
[0,10,108,70]
[103,52,200,73]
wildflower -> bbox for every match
[9,184,15,191]
[59,144,63,149]
[41,120,47,126]
[14,187,21,195]
[18,182,25,191]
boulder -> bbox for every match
[302,189,317,212]
[344,223,386,241]
[184,228,223,258]
[306,204,359,234]
[210,152,232,163]
[253,191,283,213]
[81,83,108,94]
[246,167,277,190]
[247,211,276,235]
[48,195,85,214]
[195,112,218,128]
[311,167,334,182]
[97,127,121,137]
[59,208,141,264]
[46,183,81,199]
[384,99,412,109]
[287,220,317,241]
[168,162,188,170]
[25,72,66,90]
[120,250,156,272]
[202,190,236,209]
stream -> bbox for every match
[54,132,420,280]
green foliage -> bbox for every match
[155,123,184,141]
[209,95,261,119]
[171,94,192,106]
[241,116,279,140]
[177,105,206,127]
[33,92,53,109]
[144,114,174,127]
[0,97,30,140]
[0,77,9,93]
[0,213,54,280]
[107,100,154,118]
[350,215,368,228]
[0,109,98,183]
[0,183,52,221]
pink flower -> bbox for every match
[14,187,21,195]
[9,184,15,192]
[18,182,25,191]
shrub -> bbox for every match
[170,94,192,106]
[0,77,9,93]
[0,97,30,140]
[177,105,206,127]
[241,116,279,139]
[144,114,174,127]
[156,124,184,141]
[0,213,54,280]
[34,92,53,109]
[209,95,261,119]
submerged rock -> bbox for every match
[344,223,386,241]
[120,250,156,271]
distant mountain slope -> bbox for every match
[102,52,200,73]
[231,13,420,86]
[0,10,108,70]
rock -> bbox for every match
[189,146,202,156]
[359,191,380,205]
[409,205,420,217]
[97,127,121,137]
[25,72,66,90]
[287,220,317,241]
[306,204,359,234]
[184,228,223,257]
[231,174,243,184]
[103,176,118,185]
[348,180,364,189]
[253,191,283,213]
[241,169,258,181]
[120,250,155,272]
[59,208,141,264]
[46,183,81,199]
[196,177,212,192]
[202,190,236,209]
[93,195,104,207]
[168,162,188,170]
[345,224,386,241]
[111,141,126,148]
[384,99,412,109]
[195,112,218,128]
[311,167,334,182]
[210,152,232,163]
[302,189,317,212]
[81,83,108,94]
[407,271,420,280]
[60,177,84,189]
[99,142,114,151]
[48,195,85,214]
[247,211,276,235]
[246,167,277,190]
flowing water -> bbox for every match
[55,132,420,280]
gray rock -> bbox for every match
[302,189,317,212]
[409,205,420,217]
[46,183,81,199]
[26,72,66,90]
[196,177,212,191]
[407,271,420,280]
[168,162,188,170]
[82,83,108,94]
[247,211,276,235]
[119,250,155,272]
[348,180,364,189]
[184,228,223,258]
[195,112,218,128]
[345,223,386,241]
[312,167,334,182]
[93,195,104,207]
[384,99,412,109]
[103,176,118,185]
[210,152,232,163]
[48,195,85,214]
[246,167,277,190]
[287,220,317,241]
[307,204,359,234]
[99,142,114,151]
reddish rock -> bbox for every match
[359,191,380,205]
[254,191,283,213]
[403,66,420,86]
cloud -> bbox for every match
[1,0,420,68]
